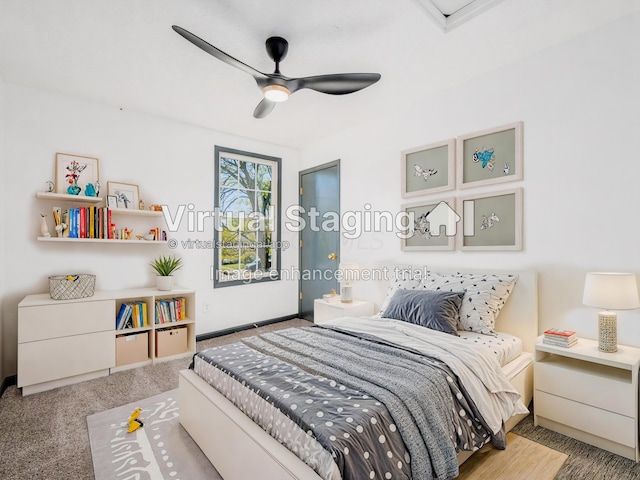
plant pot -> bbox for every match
[156,276,173,291]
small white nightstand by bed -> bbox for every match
[534,335,640,461]
[313,299,374,324]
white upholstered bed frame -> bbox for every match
[179,270,538,480]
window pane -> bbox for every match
[220,157,238,187]
[257,164,272,191]
[238,161,256,190]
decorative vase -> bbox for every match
[40,215,51,237]
[84,183,96,197]
[67,184,81,195]
[156,276,173,291]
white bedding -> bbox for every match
[323,316,529,435]
[457,330,523,367]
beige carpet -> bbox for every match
[457,432,568,480]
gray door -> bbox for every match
[299,160,340,320]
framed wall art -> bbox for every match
[55,153,100,195]
[401,139,455,198]
[456,121,523,189]
[107,182,140,210]
[401,197,458,251]
[457,188,522,251]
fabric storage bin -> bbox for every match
[116,332,149,366]
[49,274,96,300]
[155,326,188,358]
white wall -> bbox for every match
[300,14,640,346]
[1,84,300,376]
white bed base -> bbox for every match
[179,270,538,480]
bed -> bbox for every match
[179,269,538,480]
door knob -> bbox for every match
[327,253,337,260]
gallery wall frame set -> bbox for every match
[400,121,523,251]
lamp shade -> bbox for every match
[582,272,640,310]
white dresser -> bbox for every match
[534,336,640,461]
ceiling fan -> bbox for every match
[172,25,381,119]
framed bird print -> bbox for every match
[401,139,455,198]
[457,121,523,189]
[457,188,523,251]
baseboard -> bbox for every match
[196,314,299,342]
[0,375,17,398]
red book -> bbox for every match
[79,207,86,238]
[544,328,576,337]
[107,210,113,239]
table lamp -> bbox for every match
[582,272,640,352]
[339,263,360,303]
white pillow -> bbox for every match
[376,265,427,317]
[419,272,517,334]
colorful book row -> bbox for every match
[116,301,149,330]
[155,297,187,324]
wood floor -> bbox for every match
[457,432,567,480]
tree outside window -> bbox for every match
[214,146,281,287]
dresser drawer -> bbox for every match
[535,391,636,448]
[18,300,114,343]
[535,358,634,416]
[18,330,115,387]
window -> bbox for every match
[214,146,281,287]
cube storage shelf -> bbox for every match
[18,286,196,395]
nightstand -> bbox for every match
[313,299,375,325]
[534,335,640,461]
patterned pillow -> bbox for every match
[376,266,427,317]
[419,272,517,334]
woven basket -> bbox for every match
[49,274,96,300]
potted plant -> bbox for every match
[150,254,183,291]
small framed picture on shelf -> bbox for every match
[107,182,140,210]
[55,153,100,195]
[106,195,119,209]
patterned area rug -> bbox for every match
[87,389,222,480]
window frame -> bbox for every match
[213,145,282,288]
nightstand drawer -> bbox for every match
[535,391,635,448]
[535,357,634,416]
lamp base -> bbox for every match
[598,311,617,353]
[340,284,353,303]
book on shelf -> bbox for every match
[116,301,149,330]
[154,297,187,324]
[544,328,576,338]
[543,336,578,348]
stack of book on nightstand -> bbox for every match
[543,328,578,347]
[322,293,341,303]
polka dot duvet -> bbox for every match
[192,325,514,480]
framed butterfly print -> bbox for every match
[401,139,455,198]
[457,121,523,189]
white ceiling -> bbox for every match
[0,0,638,149]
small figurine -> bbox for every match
[139,199,145,210]
[45,181,54,193]
[40,214,51,237]
[84,183,97,197]
[127,407,144,433]
[95,181,101,197]
[55,223,67,238]
[123,228,132,240]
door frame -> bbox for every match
[298,159,341,317]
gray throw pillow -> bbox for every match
[382,289,464,336]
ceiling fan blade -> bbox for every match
[253,99,277,119]
[296,73,381,95]
[172,25,267,79]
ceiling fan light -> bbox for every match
[263,84,290,102]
